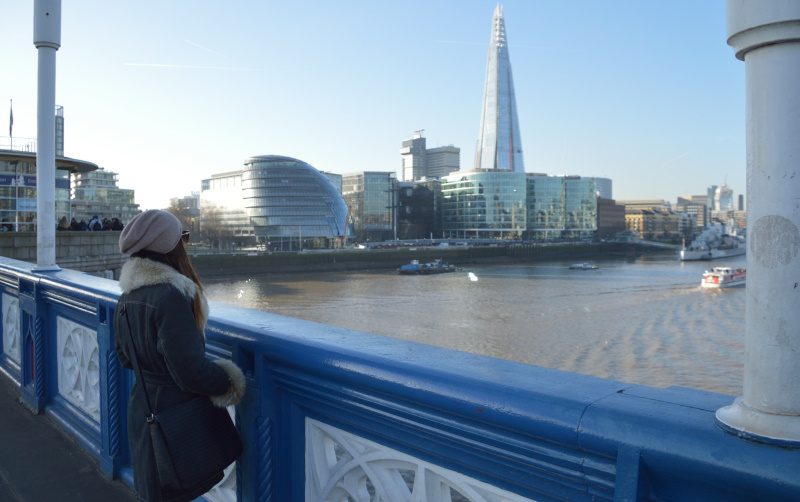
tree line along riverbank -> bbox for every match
[192,242,674,277]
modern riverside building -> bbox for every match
[200,170,253,244]
[396,180,438,240]
[441,170,527,239]
[525,174,565,241]
[70,168,139,225]
[593,177,612,199]
[563,176,599,239]
[676,195,709,235]
[0,149,97,231]
[342,171,396,242]
[475,5,524,172]
[200,156,349,249]
[525,175,606,241]
[596,197,626,239]
[440,172,609,241]
[400,131,460,181]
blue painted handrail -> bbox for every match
[0,256,797,501]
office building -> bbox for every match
[563,176,599,239]
[400,131,460,181]
[200,170,252,243]
[441,170,526,239]
[676,196,708,235]
[396,181,437,240]
[525,174,565,241]
[70,168,140,225]
[593,177,612,199]
[524,175,602,241]
[596,197,626,238]
[342,171,396,242]
[714,184,734,211]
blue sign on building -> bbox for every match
[0,174,69,189]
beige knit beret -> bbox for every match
[119,209,182,255]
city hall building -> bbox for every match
[200,155,349,249]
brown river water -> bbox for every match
[204,252,747,396]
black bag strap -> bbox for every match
[119,303,158,423]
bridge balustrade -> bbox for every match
[0,256,797,501]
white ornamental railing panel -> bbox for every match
[57,316,100,421]
[2,293,20,365]
[306,418,534,502]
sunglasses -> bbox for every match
[181,230,191,243]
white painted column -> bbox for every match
[716,0,800,445]
[33,0,62,272]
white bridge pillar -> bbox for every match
[33,0,61,272]
[716,0,800,445]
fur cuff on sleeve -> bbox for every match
[210,359,246,408]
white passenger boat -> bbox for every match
[700,267,746,288]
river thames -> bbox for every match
[204,252,746,396]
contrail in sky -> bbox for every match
[123,62,263,71]
[184,39,224,57]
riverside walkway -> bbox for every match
[0,375,135,501]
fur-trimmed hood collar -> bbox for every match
[118,257,209,330]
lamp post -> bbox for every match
[716,0,800,446]
[32,0,61,272]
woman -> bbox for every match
[114,210,245,502]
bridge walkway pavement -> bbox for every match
[0,375,137,502]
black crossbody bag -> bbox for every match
[119,304,243,491]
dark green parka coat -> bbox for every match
[114,257,245,502]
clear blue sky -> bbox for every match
[3,1,745,211]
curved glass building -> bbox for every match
[241,155,348,245]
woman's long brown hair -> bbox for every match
[134,240,205,332]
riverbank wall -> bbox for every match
[192,242,673,277]
[0,231,123,278]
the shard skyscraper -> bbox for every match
[475,5,525,172]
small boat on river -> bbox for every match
[569,262,598,270]
[700,266,746,288]
[398,259,456,275]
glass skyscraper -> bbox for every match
[475,5,525,173]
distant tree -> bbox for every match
[198,204,231,249]
[167,199,197,232]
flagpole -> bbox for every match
[8,99,12,150]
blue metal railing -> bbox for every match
[0,255,797,501]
